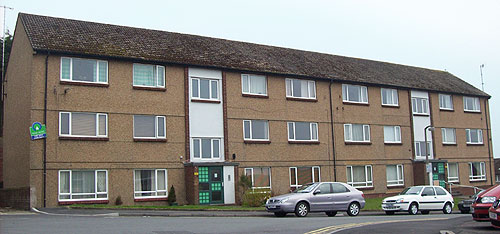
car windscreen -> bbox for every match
[400,186,423,195]
[295,183,319,193]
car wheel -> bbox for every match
[408,202,418,215]
[385,211,395,215]
[421,210,430,215]
[347,202,360,216]
[274,212,286,217]
[443,202,453,214]
[295,202,309,217]
[325,211,337,217]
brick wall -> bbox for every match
[0,187,30,210]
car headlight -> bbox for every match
[279,198,289,204]
[396,198,405,203]
[481,196,496,203]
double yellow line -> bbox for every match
[305,217,451,234]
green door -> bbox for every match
[199,166,224,204]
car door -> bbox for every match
[331,183,351,211]
[434,186,449,209]
[309,183,333,211]
[420,187,437,210]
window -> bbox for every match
[133,64,165,88]
[316,183,333,194]
[244,167,271,189]
[421,187,435,196]
[346,165,373,188]
[447,163,459,183]
[386,164,404,186]
[384,126,401,143]
[332,183,350,193]
[60,57,107,84]
[496,175,500,183]
[435,187,447,196]
[415,141,431,158]
[59,112,107,138]
[441,128,456,144]
[288,122,318,141]
[192,138,221,159]
[412,97,429,115]
[381,88,398,106]
[439,94,453,110]
[59,170,107,201]
[242,74,267,96]
[289,166,320,190]
[344,124,370,142]
[134,169,167,198]
[464,96,480,112]
[466,129,483,144]
[191,78,219,100]
[285,78,316,99]
[133,115,166,139]
[342,84,368,103]
[469,162,486,181]
[243,120,269,141]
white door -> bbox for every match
[420,187,438,210]
[223,166,235,204]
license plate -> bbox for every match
[490,212,498,220]
[268,205,276,209]
[385,205,394,209]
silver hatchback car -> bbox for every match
[265,182,366,217]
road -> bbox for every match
[0,212,495,234]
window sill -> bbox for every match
[440,108,454,112]
[242,93,269,99]
[384,142,402,145]
[382,104,399,108]
[133,86,166,92]
[134,138,168,142]
[60,80,109,87]
[58,200,109,205]
[464,110,481,114]
[286,97,317,102]
[469,179,487,182]
[134,197,168,202]
[191,99,221,104]
[345,141,371,145]
[244,140,271,144]
[354,186,374,191]
[288,140,320,145]
[387,185,405,189]
[343,101,369,106]
[59,136,109,141]
[467,143,484,146]
[412,113,430,117]
[442,143,457,146]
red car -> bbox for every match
[472,184,500,221]
[489,200,500,228]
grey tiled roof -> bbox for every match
[19,13,488,97]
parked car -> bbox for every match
[472,184,500,221]
[489,199,500,228]
[265,182,365,217]
[458,189,484,214]
[381,186,454,215]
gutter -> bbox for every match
[484,99,493,185]
[329,80,337,181]
[43,52,49,207]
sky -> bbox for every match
[1,0,499,157]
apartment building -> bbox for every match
[2,13,494,208]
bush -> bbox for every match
[168,185,177,206]
[242,189,272,207]
[115,195,123,206]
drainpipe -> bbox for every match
[43,52,49,207]
[328,80,337,181]
[484,98,493,185]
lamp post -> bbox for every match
[424,125,435,186]
[480,64,485,91]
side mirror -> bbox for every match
[421,193,426,197]
[313,190,321,195]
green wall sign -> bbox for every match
[30,122,46,140]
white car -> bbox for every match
[382,186,454,215]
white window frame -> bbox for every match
[344,124,370,143]
[133,115,166,139]
[132,63,165,88]
[346,165,373,188]
[58,170,108,201]
[59,112,108,138]
[441,128,456,144]
[243,120,269,141]
[191,77,220,101]
[415,141,432,158]
[466,129,483,144]
[383,126,401,143]
[386,164,404,187]
[447,163,459,183]
[342,84,368,104]
[244,167,272,189]
[133,169,168,199]
[439,94,454,110]
[381,88,398,106]
[412,97,429,115]
[463,96,480,112]
[469,162,486,181]
[287,122,319,142]
[289,166,321,190]
[60,57,108,84]
[192,138,222,160]
[241,74,267,96]
[285,78,316,99]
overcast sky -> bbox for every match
[2,0,499,157]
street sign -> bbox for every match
[30,122,46,140]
